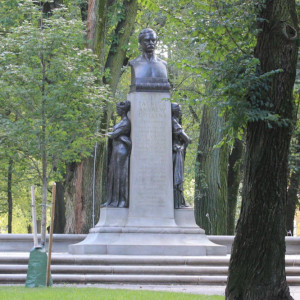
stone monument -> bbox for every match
[69,28,226,256]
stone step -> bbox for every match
[0,274,299,285]
[0,254,299,286]
[1,265,300,276]
[0,254,230,266]
[0,274,227,284]
[1,254,300,267]
[0,265,229,275]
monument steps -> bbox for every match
[0,254,299,285]
[0,265,229,275]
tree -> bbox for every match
[226,0,298,299]
[286,118,300,235]
[64,0,138,233]
[0,4,110,243]
[129,0,256,233]
[286,54,300,236]
[227,138,243,234]
[194,105,228,234]
[177,0,257,234]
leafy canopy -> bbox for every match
[0,3,112,180]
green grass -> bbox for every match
[0,287,224,300]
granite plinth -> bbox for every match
[68,208,226,256]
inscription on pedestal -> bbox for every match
[128,92,175,226]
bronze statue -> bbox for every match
[172,103,191,208]
[105,101,131,208]
[129,28,170,93]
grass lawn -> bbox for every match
[0,286,224,300]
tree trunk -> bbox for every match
[87,0,107,65]
[54,181,66,233]
[286,132,300,235]
[227,138,243,235]
[7,158,13,233]
[194,105,228,235]
[63,0,138,233]
[40,48,47,246]
[41,175,48,245]
[104,0,138,93]
[226,1,298,299]
[64,153,102,233]
[64,162,84,233]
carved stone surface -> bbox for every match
[129,28,170,93]
[172,103,192,208]
[104,101,131,208]
[127,92,175,226]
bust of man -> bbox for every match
[129,28,170,93]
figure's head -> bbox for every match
[116,101,130,116]
[138,28,157,54]
[171,103,182,118]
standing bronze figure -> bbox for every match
[172,103,191,208]
[105,101,131,208]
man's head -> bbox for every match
[138,28,157,54]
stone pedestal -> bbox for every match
[68,92,226,256]
[127,92,175,227]
[68,207,226,255]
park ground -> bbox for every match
[1,285,300,300]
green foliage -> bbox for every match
[0,0,33,34]
[137,0,290,140]
[0,4,111,177]
[0,3,112,232]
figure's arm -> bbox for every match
[107,123,128,139]
[172,118,192,146]
[179,130,192,146]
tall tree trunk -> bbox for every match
[194,105,228,235]
[64,162,84,233]
[41,174,48,245]
[286,132,300,235]
[227,138,243,235]
[7,158,13,233]
[226,1,298,299]
[87,0,107,65]
[104,0,138,92]
[64,0,138,233]
[54,181,66,233]
[64,155,102,233]
[40,47,48,246]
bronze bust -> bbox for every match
[129,28,170,93]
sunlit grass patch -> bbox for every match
[0,286,224,300]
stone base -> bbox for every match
[68,208,227,256]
